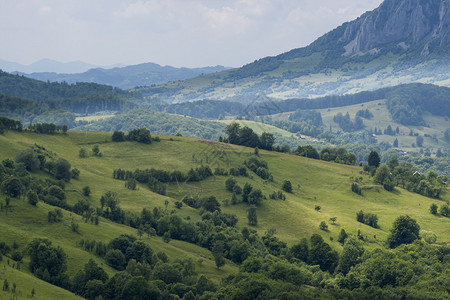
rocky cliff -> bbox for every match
[340,0,450,56]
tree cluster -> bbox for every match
[224,123,275,150]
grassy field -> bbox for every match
[75,115,115,122]
[218,119,295,138]
[0,130,448,295]
[312,99,450,152]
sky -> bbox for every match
[0,0,384,68]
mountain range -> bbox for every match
[136,0,450,103]
[0,58,122,74]
[15,63,229,90]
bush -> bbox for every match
[440,204,450,217]
[430,203,438,215]
[105,249,126,270]
[319,221,328,231]
[225,177,237,192]
[282,180,292,193]
[351,183,362,195]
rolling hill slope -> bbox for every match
[0,129,448,298]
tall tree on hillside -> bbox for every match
[387,215,420,248]
[368,150,380,168]
[260,132,275,150]
[247,205,258,226]
[212,241,225,270]
[225,123,241,144]
[239,126,260,148]
[393,138,399,147]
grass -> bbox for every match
[0,130,448,294]
[218,119,295,138]
[312,99,450,152]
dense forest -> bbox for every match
[0,71,138,115]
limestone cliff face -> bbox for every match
[340,0,450,56]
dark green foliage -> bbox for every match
[374,164,392,189]
[225,177,237,192]
[112,130,125,142]
[320,147,357,165]
[47,209,63,223]
[182,196,202,209]
[27,190,39,205]
[308,234,338,273]
[105,250,127,270]
[0,71,135,118]
[244,157,272,180]
[202,196,221,212]
[212,241,226,270]
[439,204,450,217]
[295,145,319,159]
[27,238,68,287]
[247,205,257,226]
[71,168,80,179]
[148,177,166,195]
[356,109,373,119]
[269,190,286,200]
[289,109,323,126]
[386,84,450,125]
[2,279,9,291]
[319,221,328,231]
[333,112,364,132]
[0,117,22,132]
[290,238,309,262]
[127,128,152,144]
[368,150,380,168]
[54,158,71,181]
[337,229,348,244]
[393,138,399,147]
[121,276,160,299]
[356,210,378,228]
[262,229,287,256]
[15,149,40,172]
[248,189,263,206]
[242,182,253,202]
[79,148,87,158]
[444,128,450,142]
[259,132,275,150]
[351,183,362,195]
[47,185,65,201]
[281,180,292,193]
[388,215,420,248]
[225,123,276,150]
[82,186,91,197]
[271,119,323,137]
[1,176,23,197]
[416,135,424,147]
[335,238,364,275]
[430,203,438,215]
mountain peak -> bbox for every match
[341,0,450,56]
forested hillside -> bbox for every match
[73,109,226,141]
[0,127,448,299]
[0,71,139,115]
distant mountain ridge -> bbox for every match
[17,63,229,89]
[0,58,121,74]
[137,0,450,103]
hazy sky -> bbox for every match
[1,0,384,68]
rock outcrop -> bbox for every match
[340,0,450,56]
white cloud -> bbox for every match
[0,0,384,67]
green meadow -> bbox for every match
[0,130,448,296]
